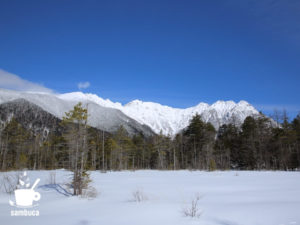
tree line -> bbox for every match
[1,103,300,173]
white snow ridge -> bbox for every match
[0,89,260,136]
[58,92,260,135]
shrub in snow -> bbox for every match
[182,194,202,218]
[0,173,19,194]
[81,186,98,200]
[64,171,97,199]
[131,189,148,202]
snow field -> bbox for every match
[1,170,300,225]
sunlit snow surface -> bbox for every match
[1,170,300,225]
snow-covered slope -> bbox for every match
[0,89,260,136]
[0,89,154,136]
[58,92,260,135]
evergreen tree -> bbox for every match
[61,102,90,195]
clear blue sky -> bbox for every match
[0,0,299,118]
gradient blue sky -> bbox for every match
[0,0,299,118]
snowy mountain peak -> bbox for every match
[58,92,123,109]
[194,102,210,108]
[125,99,144,107]
[54,92,260,135]
[211,100,236,111]
[0,89,261,136]
[236,100,250,107]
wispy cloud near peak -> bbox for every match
[0,69,53,93]
[78,81,90,90]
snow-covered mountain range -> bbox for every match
[0,89,260,136]
[58,92,260,135]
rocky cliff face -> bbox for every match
[0,99,63,138]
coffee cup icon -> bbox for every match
[14,178,41,207]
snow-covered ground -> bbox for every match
[1,170,300,225]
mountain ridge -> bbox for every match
[0,89,261,136]
[57,91,259,135]
[0,89,154,136]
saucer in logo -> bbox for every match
[9,171,41,208]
